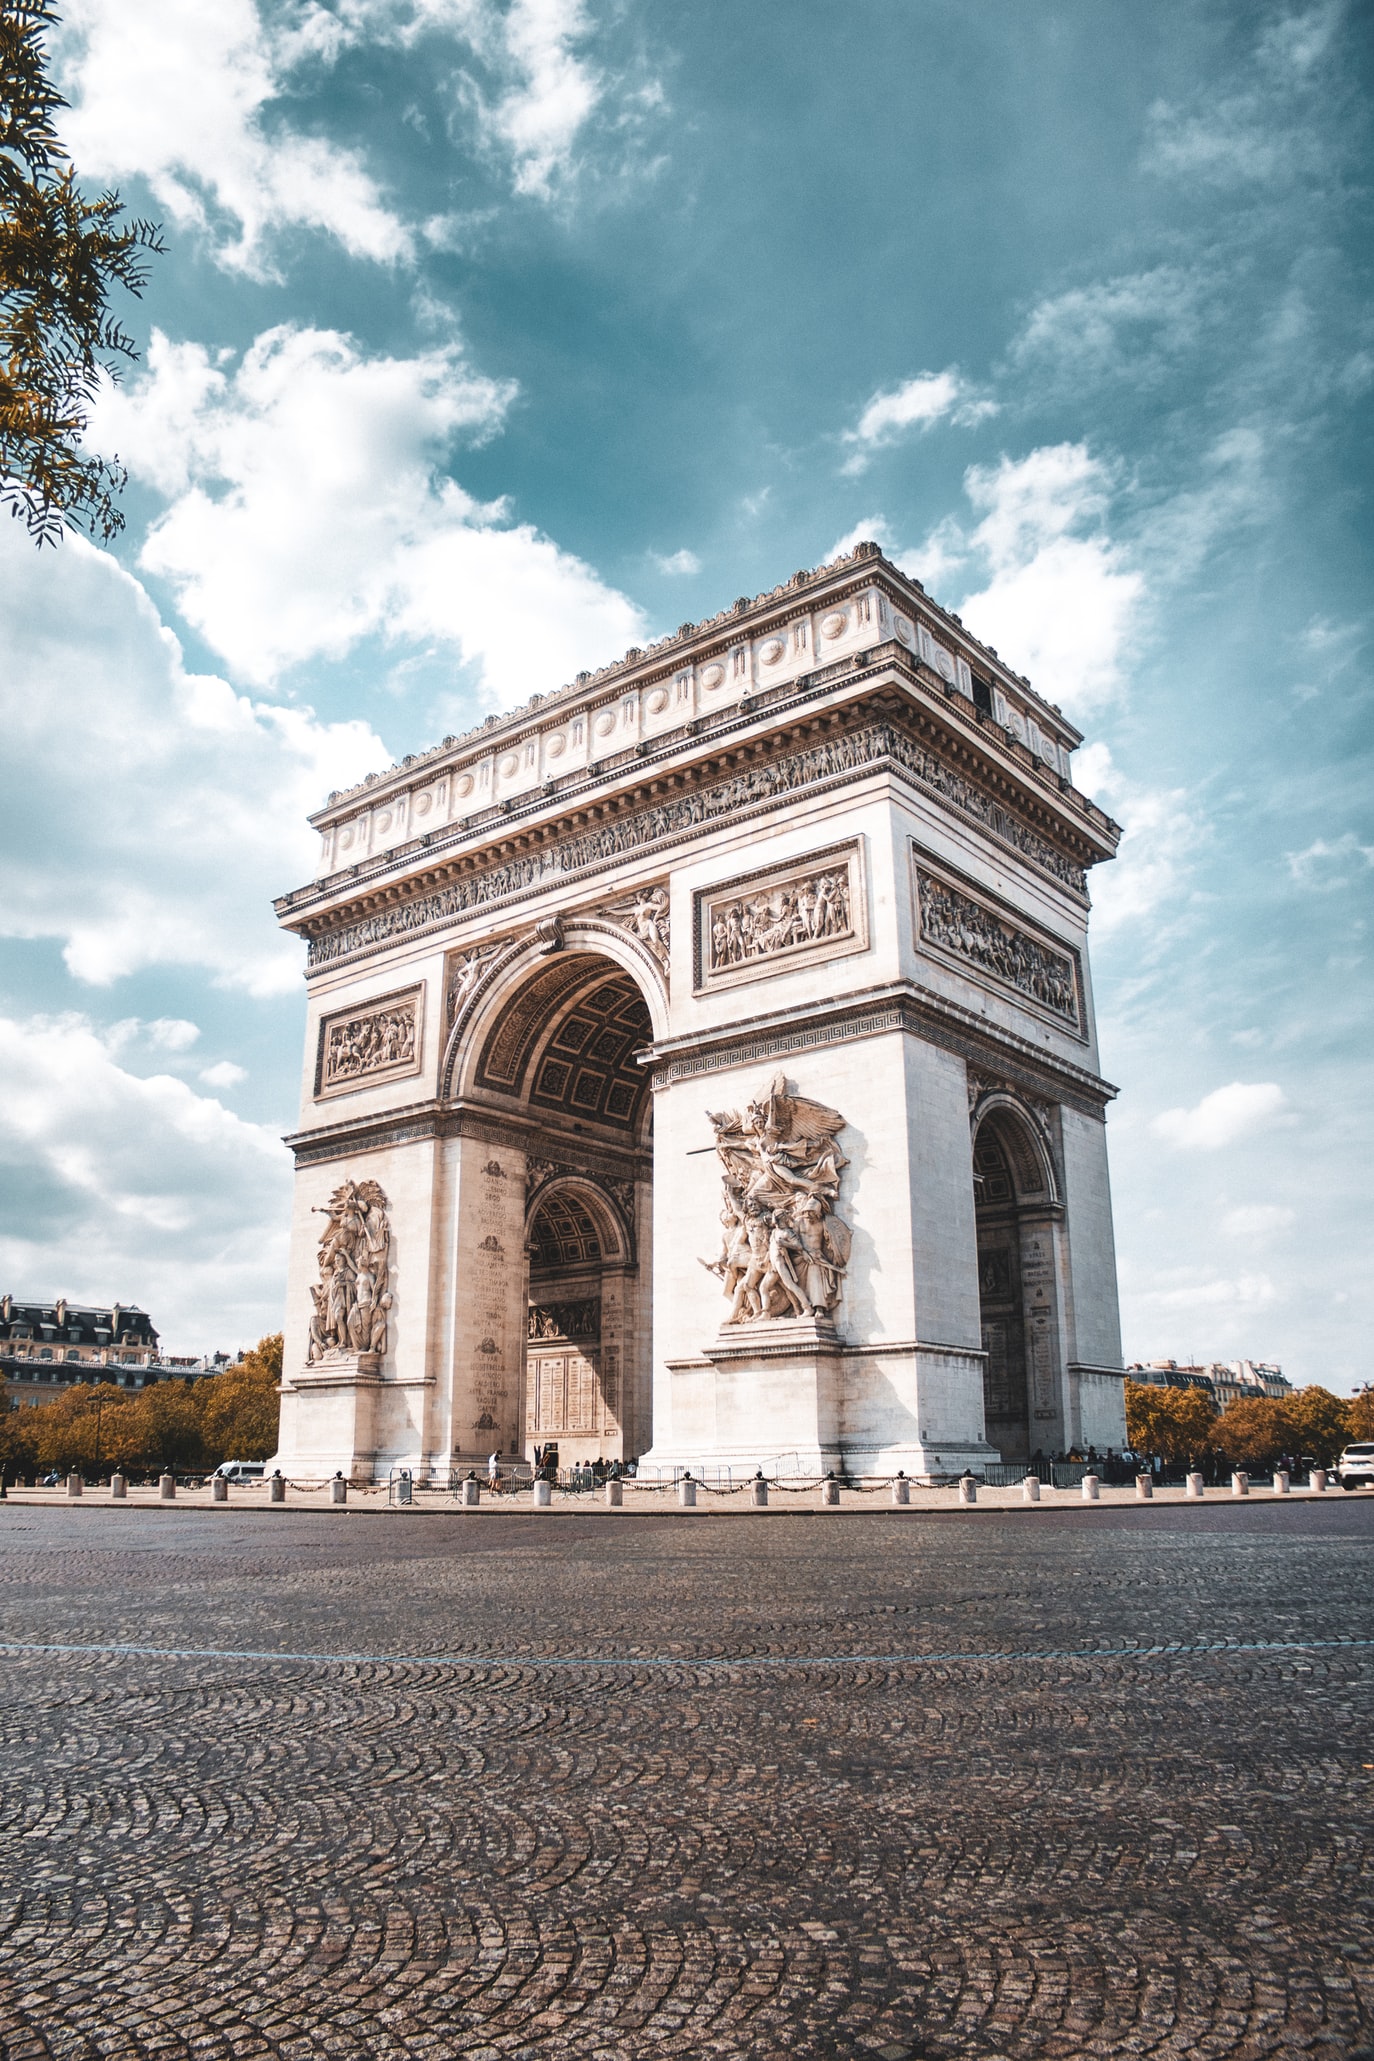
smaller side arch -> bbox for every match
[970,1091,1060,1208]
[524,1172,633,1267]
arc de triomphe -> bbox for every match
[271,541,1126,1482]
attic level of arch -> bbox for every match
[281,679,1120,971]
[308,546,1081,830]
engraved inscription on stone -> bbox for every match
[317,986,422,1097]
[696,842,865,992]
[915,865,1080,1029]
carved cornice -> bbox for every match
[296,706,1099,976]
[643,978,1116,1116]
[284,1096,652,1175]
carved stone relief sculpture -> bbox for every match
[528,1299,600,1342]
[599,883,670,973]
[695,842,866,992]
[916,864,1081,1030]
[307,1177,393,1362]
[317,988,422,1097]
[700,1075,852,1324]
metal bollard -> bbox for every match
[1273,1470,1290,1495]
[110,1473,127,1500]
[1022,1474,1040,1502]
[678,1475,697,1508]
[821,1475,840,1506]
[532,1478,552,1508]
[269,1474,285,1504]
[891,1474,910,1506]
[160,1473,176,1501]
[1186,1472,1204,1498]
[460,1477,480,1507]
[750,1478,768,1507]
[1231,1471,1249,1496]
[1135,1475,1153,1500]
[331,1476,348,1505]
[605,1477,623,1507]
[212,1475,228,1502]
[1311,1468,1328,1492]
[66,1474,83,1499]
[958,1475,977,1505]
[1081,1474,1100,1501]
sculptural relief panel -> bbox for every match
[694,840,867,993]
[315,986,424,1099]
[307,1177,393,1363]
[913,853,1083,1035]
[700,1076,852,1327]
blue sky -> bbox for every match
[0,0,1369,1380]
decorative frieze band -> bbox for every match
[913,857,1083,1035]
[694,840,866,992]
[306,718,1087,971]
[314,985,424,1099]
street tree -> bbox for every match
[1124,1380,1218,1473]
[1,0,162,542]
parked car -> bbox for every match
[1337,1443,1374,1490]
[213,1461,267,1483]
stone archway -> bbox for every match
[971,1097,1064,1465]
[524,1176,638,1465]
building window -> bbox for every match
[39,1348,52,1361]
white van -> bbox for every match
[1337,1444,1374,1490]
[214,1461,267,1483]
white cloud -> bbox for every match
[955,445,1143,713]
[0,1013,290,1348]
[471,0,604,198]
[145,1019,202,1053]
[651,548,701,576]
[1151,1082,1290,1151]
[841,369,995,473]
[200,1061,249,1089]
[1010,266,1204,384]
[1072,742,1201,939]
[93,325,644,700]
[55,0,410,275]
[0,529,388,994]
[1285,831,1374,888]
[1142,3,1341,189]
[1126,1267,1281,1316]
[1220,1204,1296,1241]
[826,517,895,561]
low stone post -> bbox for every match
[269,1473,285,1504]
[820,1474,840,1506]
[66,1474,83,1499]
[110,1473,126,1500]
[1311,1467,1328,1492]
[678,1474,697,1509]
[892,1473,910,1506]
[212,1475,228,1502]
[1022,1474,1040,1502]
[532,1478,552,1508]
[460,1477,480,1507]
[1081,1474,1100,1501]
[159,1474,176,1501]
[1273,1470,1290,1495]
[330,1476,348,1506]
[958,1475,977,1505]
[1185,1472,1204,1498]
[1135,1475,1153,1500]
[605,1477,623,1507]
[1231,1471,1249,1496]
[750,1477,768,1507]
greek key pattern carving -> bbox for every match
[917,870,1081,1030]
[315,987,422,1099]
[307,722,1086,969]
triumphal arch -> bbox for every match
[272,542,1126,1482]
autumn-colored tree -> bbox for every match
[1286,1386,1350,1468]
[1345,1391,1374,1442]
[29,1381,141,1473]
[1,0,162,542]
[197,1334,283,1464]
[1213,1397,1294,1474]
[130,1378,204,1473]
[1124,1379,1219,1472]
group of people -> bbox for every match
[703,1076,852,1325]
[322,1005,417,1084]
[920,879,1078,1021]
[709,870,850,970]
[307,1178,392,1360]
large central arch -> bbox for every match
[445,936,658,1469]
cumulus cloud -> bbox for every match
[1072,742,1202,939]
[1010,266,1205,386]
[954,445,1143,713]
[1151,1082,1290,1151]
[840,369,995,473]
[1285,831,1374,888]
[0,529,388,993]
[459,0,605,198]
[55,0,410,275]
[200,1061,249,1090]
[0,1013,290,1347]
[92,325,644,700]
[651,547,701,576]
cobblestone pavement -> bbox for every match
[1,1503,1371,2060]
